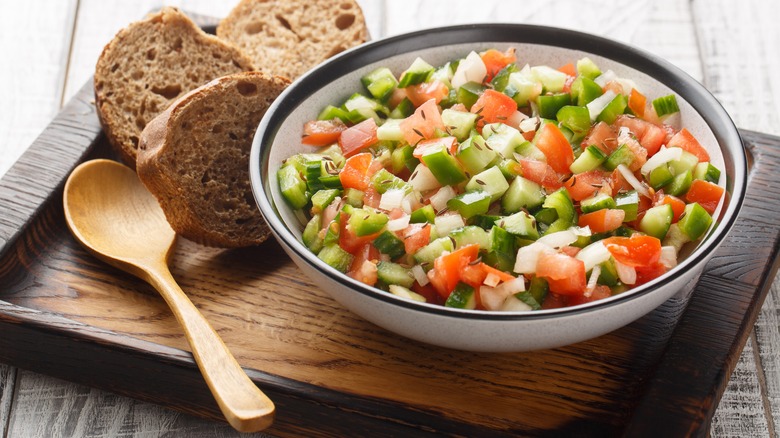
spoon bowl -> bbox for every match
[63,159,275,432]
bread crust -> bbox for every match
[137,71,289,248]
[217,0,369,80]
[94,7,255,169]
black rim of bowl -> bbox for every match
[251,23,747,321]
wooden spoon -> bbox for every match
[62,159,275,432]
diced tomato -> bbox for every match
[685,179,724,214]
[339,152,374,191]
[401,223,431,255]
[562,75,575,94]
[536,252,587,296]
[338,213,380,253]
[634,262,667,285]
[568,285,612,306]
[628,88,647,118]
[428,244,481,299]
[400,99,445,145]
[460,263,488,290]
[563,170,609,201]
[411,282,443,305]
[480,263,516,283]
[558,63,577,77]
[614,115,666,157]
[471,89,518,129]
[668,128,710,162]
[608,168,634,197]
[533,123,574,174]
[559,246,581,257]
[406,80,449,107]
[347,243,379,286]
[363,186,382,209]
[541,292,568,309]
[603,80,624,96]
[480,48,517,82]
[338,118,378,157]
[602,234,662,268]
[302,119,348,146]
[412,136,459,158]
[655,192,686,223]
[582,121,618,155]
[518,159,564,190]
[578,209,626,233]
[522,130,536,142]
[389,87,408,108]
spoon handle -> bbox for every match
[146,265,275,432]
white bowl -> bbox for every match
[250,24,747,352]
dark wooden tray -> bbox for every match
[1,73,779,438]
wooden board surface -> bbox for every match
[2,0,780,436]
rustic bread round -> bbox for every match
[94,7,255,168]
[217,0,369,80]
[137,71,290,248]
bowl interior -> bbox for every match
[251,24,746,317]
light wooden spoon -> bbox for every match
[62,159,275,432]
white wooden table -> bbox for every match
[1,1,778,436]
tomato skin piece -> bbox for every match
[460,263,488,290]
[568,285,612,306]
[614,115,666,157]
[541,292,568,309]
[518,159,564,190]
[563,170,609,201]
[428,244,481,299]
[400,223,431,255]
[339,118,378,157]
[400,99,445,145]
[363,186,382,209]
[471,89,518,129]
[412,136,459,158]
[339,152,374,191]
[534,123,575,174]
[339,213,380,253]
[558,63,577,77]
[481,48,517,82]
[668,128,710,162]
[302,119,348,146]
[602,234,662,268]
[655,193,686,223]
[406,80,449,107]
[628,88,647,118]
[582,121,618,155]
[479,263,516,283]
[347,243,379,286]
[578,209,626,233]
[685,179,724,214]
[411,282,443,305]
[536,252,587,296]
[634,262,667,286]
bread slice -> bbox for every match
[137,71,290,248]
[217,0,369,80]
[95,7,255,168]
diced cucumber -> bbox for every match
[576,57,602,80]
[491,63,519,92]
[371,168,410,194]
[512,291,541,310]
[536,93,571,119]
[413,236,454,264]
[377,261,415,288]
[348,208,389,236]
[652,94,680,117]
[665,170,692,197]
[318,105,352,123]
[302,214,323,253]
[388,285,427,302]
[678,202,713,240]
[580,193,617,213]
[530,65,568,93]
[410,205,436,224]
[496,211,539,240]
[485,226,516,272]
[557,105,591,135]
[430,62,455,87]
[596,259,619,286]
[457,81,486,108]
[515,140,547,162]
[322,214,340,246]
[310,189,340,214]
[442,109,478,141]
[527,276,549,305]
[447,191,492,219]
[450,225,491,250]
[472,214,503,231]
[506,70,543,106]
[534,207,558,226]
[482,123,526,159]
[456,134,498,174]
[596,93,627,124]
[497,158,521,179]
[603,143,637,171]
[278,164,309,209]
[570,76,603,106]
[640,204,673,240]
[398,57,435,88]
[390,97,415,119]
[570,144,607,173]
[420,141,469,185]
[466,166,510,202]
[647,163,675,190]
[668,149,700,175]
[542,189,576,234]
[615,190,640,221]
[317,244,353,273]
[343,187,364,207]
[343,93,388,124]
[373,230,406,259]
[377,118,404,142]
[445,283,477,309]
[361,67,398,101]
[502,176,545,213]
[693,162,721,183]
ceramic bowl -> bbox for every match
[250,24,747,352]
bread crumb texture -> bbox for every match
[137,72,289,248]
[217,0,369,80]
[94,7,254,167]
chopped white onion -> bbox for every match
[500,296,533,312]
[451,51,487,89]
[409,164,441,192]
[537,229,579,249]
[594,69,617,87]
[480,277,526,311]
[388,285,426,302]
[411,264,429,286]
[659,246,678,269]
[585,264,602,296]
[434,213,465,236]
[615,260,637,285]
[378,188,405,211]
[661,111,682,130]
[429,186,457,211]
[513,241,554,274]
[587,90,617,121]
[505,110,529,129]
[576,241,612,271]
[617,164,651,198]
[386,214,411,232]
[518,116,540,133]
[401,192,421,214]
[483,272,502,288]
[640,146,682,176]
[572,226,592,237]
